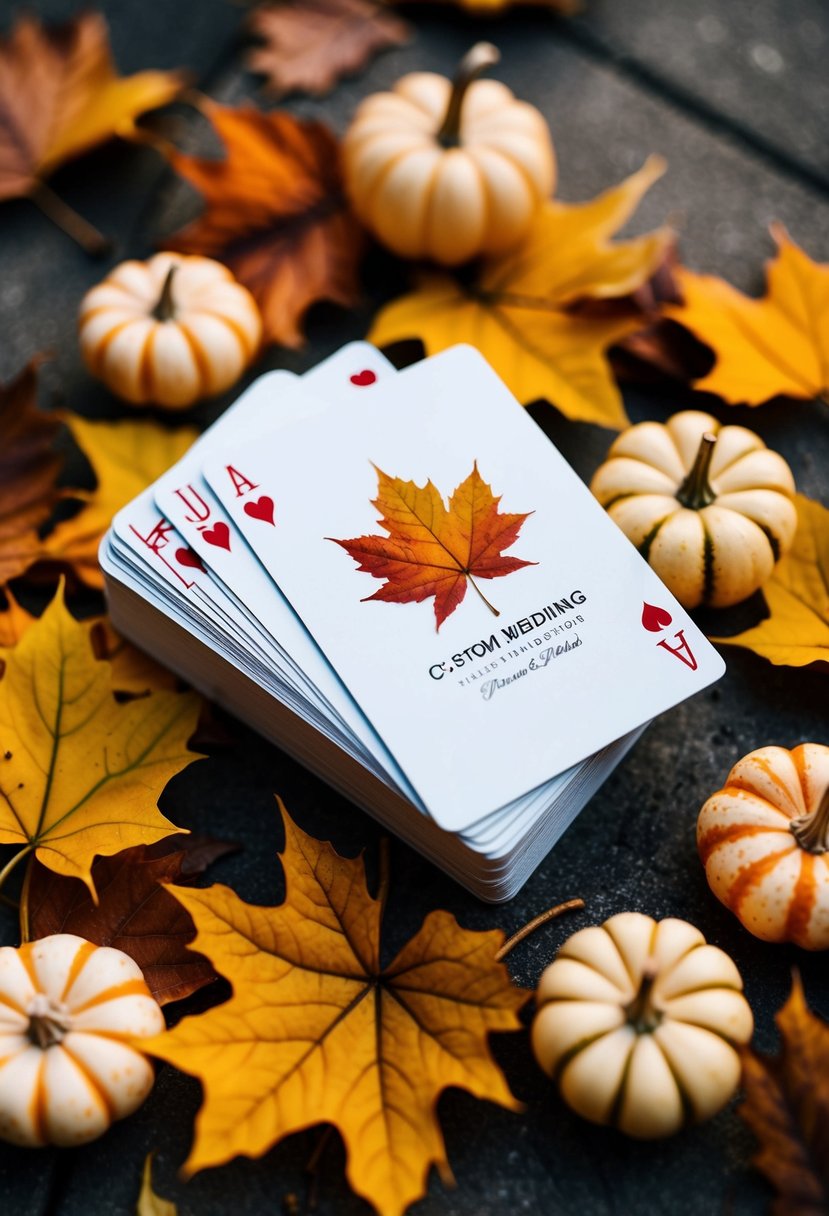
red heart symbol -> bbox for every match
[175,546,204,571]
[641,602,673,633]
[350,369,377,387]
[201,522,231,550]
[244,495,275,525]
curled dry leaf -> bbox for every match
[740,972,829,1215]
[0,586,202,896]
[669,227,829,406]
[710,495,828,672]
[0,360,63,585]
[164,101,364,347]
[396,0,580,12]
[0,12,184,250]
[37,413,198,590]
[89,618,180,694]
[28,835,238,1006]
[248,0,410,99]
[0,589,36,654]
[370,157,671,429]
[330,462,535,630]
[148,803,528,1216]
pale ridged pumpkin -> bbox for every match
[343,42,555,266]
[532,912,753,1138]
[590,410,797,609]
[698,743,829,950]
[79,252,262,409]
[0,934,164,1146]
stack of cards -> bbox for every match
[101,343,725,901]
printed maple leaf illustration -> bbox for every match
[329,463,535,630]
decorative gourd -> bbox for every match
[698,743,829,951]
[0,934,164,1146]
[343,42,556,266]
[79,252,262,409]
[532,912,753,1138]
[590,410,797,608]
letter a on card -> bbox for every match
[226,466,259,497]
[657,629,698,670]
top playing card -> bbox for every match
[204,345,725,831]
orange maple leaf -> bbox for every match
[147,803,527,1216]
[669,226,829,405]
[329,462,535,630]
[164,101,364,347]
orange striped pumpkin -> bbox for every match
[698,744,829,951]
[0,934,164,1145]
[79,252,262,409]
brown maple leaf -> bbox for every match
[330,462,535,630]
[248,0,410,99]
[0,359,63,585]
[740,972,829,1215]
[0,12,184,251]
[164,101,364,347]
[28,836,238,1006]
[147,803,527,1216]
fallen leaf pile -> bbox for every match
[149,803,528,1216]
[0,586,201,894]
[248,0,410,98]
[330,462,535,629]
[369,156,671,428]
[164,101,364,346]
[740,973,829,1213]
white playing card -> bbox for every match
[205,345,725,833]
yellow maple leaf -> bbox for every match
[39,414,198,590]
[669,227,829,405]
[148,803,527,1216]
[0,586,201,896]
[369,156,670,429]
[711,494,829,671]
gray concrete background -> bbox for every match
[0,2,826,1213]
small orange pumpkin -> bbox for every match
[698,744,829,950]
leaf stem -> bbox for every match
[30,181,112,257]
[495,898,584,960]
[676,432,718,510]
[0,846,31,906]
[467,575,500,617]
[436,43,501,148]
[19,855,33,944]
[377,836,391,926]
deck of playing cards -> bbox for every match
[100,343,725,901]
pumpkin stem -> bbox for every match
[436,42,501,148]
[31,181,111,257]
[495,898,584,961]
[624,959,662,1033]
[790,786,829,854]
[676,432,718,510]
[27,994,72,1049]
[152,264,178,322]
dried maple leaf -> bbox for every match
[369,156,671,429]
[669,227,829,406]
[89,618,180,694]
[164,101,364,347]
[0,12,184,250]
[330,462,535,630]
[739,972,829,1215]
[0,359,63,585]
[28,835,237,1006]
[0,585,202,896]
[37,413,198,590]
[0,589,36,652]
[711,495,828,672]
[248,0,410,98]
[396,0,579,12]
[148,803,527,1216]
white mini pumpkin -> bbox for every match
[343,42,555,265]
[532,912,753,1138]
[0,934,164,1146]
[79,252,262,409]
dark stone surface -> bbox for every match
[0,2,826,1213]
